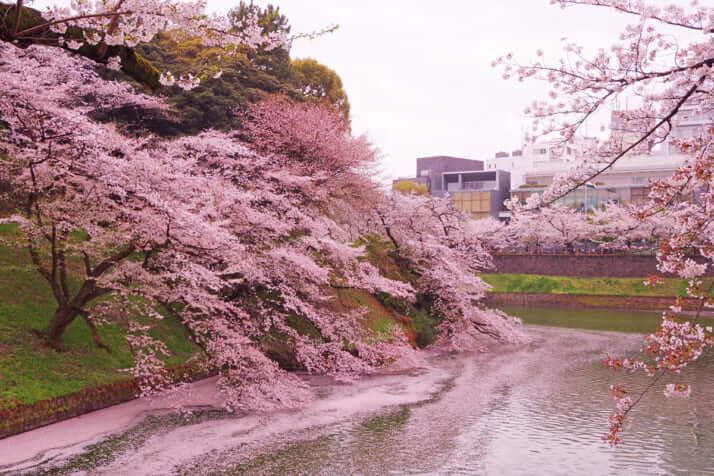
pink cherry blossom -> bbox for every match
[2,0,289,89]
[2,41,514,412]
[498,0,714,445]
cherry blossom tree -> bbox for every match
[236,94,383,222]
[0,9,523,414]
[238,96,373,174]
[502,205,549,253]
[0,42,418,410]
[511,202,592,253]
[369,192,525,349]
[0,0,287,89]
[506,200,592,253]
[462,216,510,253]
[589,202,653,251]
[496,0,714,445]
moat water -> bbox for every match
[2,308,713,475]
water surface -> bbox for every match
[2,308,712,475]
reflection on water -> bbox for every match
[3,309,713,476]
[501,306,668,334]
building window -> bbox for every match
[453,191,490,215]
[631,187,649,204]
[473,191,490,212]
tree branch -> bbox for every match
[558,0,713,32]
[75,307,111,353]
[14,10,133,38]
[12,0,24,36]
[541,77,704,207]
[472,319,500,340]
[89,244,136,277]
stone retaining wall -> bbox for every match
[492,254,714,278]
[0,363,212,440]
[484,292,700,311]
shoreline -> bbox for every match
[483,291,709,313]
[0,363,453,473]
[2,290,709,444]
[0,377,223,469]
[0,363,212,441]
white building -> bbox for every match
[474,105,713,213]
[484,149,533,187]
[512,153,688,210]
[484,136,597,188]
[663,104,714,155]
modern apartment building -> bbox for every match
[511,153,687,210]
[663,104,714,154]
[394,156,483,196]
[399,105,712,219]
[484,136,598,188]
[393,156,511,220]
[444,169,511,220]
[414,156,484,197]
[610,110,654,156]
[509,106,714,210]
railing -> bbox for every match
[462,181,497,190]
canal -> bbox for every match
[2,308,712,475]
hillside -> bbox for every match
[0,224,441,410]
[0,224,200,409]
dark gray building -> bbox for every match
[415,156,483,197]
[394,155,510,220]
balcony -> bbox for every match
[462,181,497,190]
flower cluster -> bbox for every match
[2,43,490,411]
[603,396,633,447]
[663,383,692,399]
[3,0,289,89]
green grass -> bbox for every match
[335,288,401,338]
[480,273,699,297]
[349,236,441,347]
[0,225,441,409]
[0,225,200,409]
[357,234,416,284]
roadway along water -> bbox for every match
[2,308,713,475]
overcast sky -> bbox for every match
[34,0,636,180]
[206,0,635,181]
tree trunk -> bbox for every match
[44,304,78,349]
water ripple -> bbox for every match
[4,323,713,476]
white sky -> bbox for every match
[207,0,633,181]
[33,0,636,180]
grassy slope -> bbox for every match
[356,236,438,347]
[3,212,702,410]
[0,227,438,408]
[479,273,702,297]
[0,224,199,409]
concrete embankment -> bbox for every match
[0,377,223,469]
[0,364,212,440]
[493,254,714,278]
[484,292,699,311]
